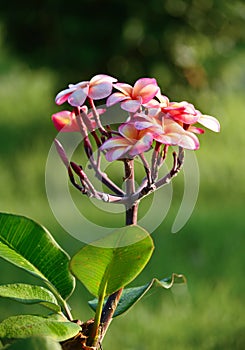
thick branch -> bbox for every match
[124,159,139,225]
[99,288,123,344]
[99,159,138,346]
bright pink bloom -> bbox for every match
[106,78,160,113]
[100,123,153,161]
[163,101,220,133]
[55,74,117,107]
[163,101,200,124]
[52,106,105,132]
[134,112,200,150]
[52,110,79,132]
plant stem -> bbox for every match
[87,287,106,347]
[98,159,139,346]
[99,287,123,343]
[124,158,138,225]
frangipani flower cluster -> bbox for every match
[52,74,220,162]
[49,74,221,350]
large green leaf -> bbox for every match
[70,225,154,297]
[89,274,186,317]
[2,336,62,350]
[0,315,80,342]
[0,284,61,313]
[0,213,75,300]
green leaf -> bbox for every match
[0,213,75,300]
[0,284,61,313]
[2,336,62,350]
[0,315,80,342]
[89,274,186,317]
[70,225,154,297]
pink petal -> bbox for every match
[129,133,153,156]
[153,118,200,150]
[68,81,88,89]
[164,101,190,112]
[113,83,133,96]
[89,75,117,100]
[144,98,160,108]
[133,78,158,91]
[157,94,169,107]
[105,146,131,161]
[177,132,200,150]
[143,99,161,116]
[55,87,76,105]
[100,137,131,150]
[170,112,199,124]
[188,126,204,134]
[90,74,117,85]
[134,121,155,130]
[106,92,128,107]
[147,107,161,117]
[121,99,141,113]
[119,123,139,140]
[133,78,159,102]
[153,133,178,145]
[133,114,162,133]
[154,132,199,150]
[163,118,185,133]
[68,86,89,107]
[51,110,79,132]
[198,115,220,132]
[139,85,160,103]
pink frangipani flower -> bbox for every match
[55,74,117,107]
[100,123,153,161]
[106,78,160,113]
[52,106,106,132]
[163,101,220,133]
[134,112,200,150]
[52,110,80,132]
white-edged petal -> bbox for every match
[106,92,128,107]
[68,87,89,107]
[198,115,220,132]
[129,133,153,156]
[100,137,131,150]
[113,83,132,95]
[121,99,141,112]
[105,146,131,161]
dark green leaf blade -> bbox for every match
[0,315,80,342]
[70,225,154,297]
[89,274,186,317]
[2,336,62,350]
[0,213,75,300]
[0,284,61,313]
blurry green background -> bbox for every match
[0,0,244,349]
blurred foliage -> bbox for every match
[0,0,244,348]
[0,0,245,95]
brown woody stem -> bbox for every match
[98,159,138,346]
